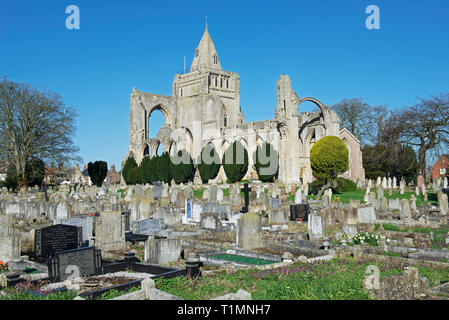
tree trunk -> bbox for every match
[418,146,427,180]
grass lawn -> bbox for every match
[154,256,449,300]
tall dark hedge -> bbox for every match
[222,141,248,183]
[5,162,18,190]
[88,161,108,187]
[25,157,45,187]
[139,156,158,184]
[155,152,172,183]
[169,150,194,184]
[197,144,221,183]
[253,142,278,182]
[122,155,139,185]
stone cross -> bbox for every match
[241,183,251,213]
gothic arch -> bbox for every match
[298,97,331,123]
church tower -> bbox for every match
[190,24,221,71]
[172,23,242,131]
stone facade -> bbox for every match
[123,26,365,185]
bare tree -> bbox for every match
[332,98,388,146]
[0,77,81,187]
[387,94,449,180]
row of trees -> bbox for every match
[332,94,449,181]
[122,141,280,185]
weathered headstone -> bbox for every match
[209,184,218,202]
[236,213,262,249]
[307,214,323,242]
[357,206,376,224]
[400,199,411,221]
[294,189,303,204]
[95,211,126,252]
[417,174,425,191]
[144,238,181,265]
[132,218,163,235]
[0,224,21,263]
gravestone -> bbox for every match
[201,214,218,230]
[54,217,93,242]
[153,182,163,200]
[209,184,218,202]
[0,225,21,263]
[357,206,376,224]
[308,214,323,242]
[268,209,288,224]
[439,192,448,216]
[132,218,163,235]
[377,184,384,201]
[382,177,387,189]
[389,198,400,211]
[417,174,425,191]
[184,186,193,199]
[34,224,82,259]
[95,211,126,252]
[303,183,309,196]
[176,191,186,208]
[203,188,209,201]
[269,197,281,209]
[217,188,224,202]
[237,212,262,249]
[183,200,202,223]
[393,177,397,189]
[400,178,405,195]
[294,189,303,204]
[400,199,412,221]
[144,238,181,265]
[48,246,102,282]
[185,199,193,219]
[290,204,309,221]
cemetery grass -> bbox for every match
[318,190,439,207]
[155,257,449,300]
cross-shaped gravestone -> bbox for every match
[241,183,251,213]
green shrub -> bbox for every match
[310,136,349,182]
[197,144,221,183]
[309,177,356,195]
[155,152,172,183]
[139,156,157,184]
[122,155,139,185]
[25,157,45,187]
[87,160,108,187]
[253,142,278,182]
[127,166,141,185]
[335,177,357,192]
[5,162,18,190]
[222,141,249,183]
[169,150,194,184]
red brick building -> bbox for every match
[432,154,449,180]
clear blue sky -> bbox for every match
[2,0,448,170]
